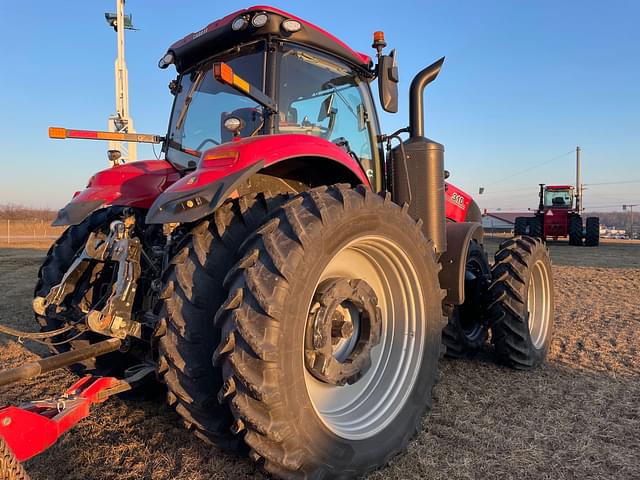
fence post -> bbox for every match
[6,219,9,243]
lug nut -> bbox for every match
[332,320,354,339]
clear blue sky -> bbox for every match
[1,1,638,211]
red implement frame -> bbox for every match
[0,375,134,462]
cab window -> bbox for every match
[276,46,376,184]
[544,190,572,207]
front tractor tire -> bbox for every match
[489,236,554,369]
[155,193,289,450]
[443,240,491,358]
[214,185,444,478]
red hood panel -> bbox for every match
[71,160,180,209]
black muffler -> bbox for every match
[391,57,447,255]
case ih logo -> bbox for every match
[449,192,465,209]
[192,27,209,40]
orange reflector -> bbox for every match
[233,75,250,93]
[48,127,67,139]
[373,31,385,42]
[202,150,239,167]
[213,62,234,85]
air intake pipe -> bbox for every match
[391,57,447,255]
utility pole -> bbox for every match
[575,146,582,213]
[623,204,638,239]
[105,0,137,164]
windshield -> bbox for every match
[544,189,572,207]
[165,43,266,169]
[276,45,376,183]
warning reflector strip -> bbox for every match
[48,127,163,144]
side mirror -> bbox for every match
[318,94,335,121]
[377,49,399,113]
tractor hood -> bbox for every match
[53,160,181,226]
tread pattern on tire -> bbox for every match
[0,436,30,480]
[488,235,551,369]
[155,192,289,451]
[568,215,583,246]
[513,217,528,236]
[529,216,543,239]
[213,184,445,479]
[585,217,599,247]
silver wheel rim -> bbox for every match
[303,235,426,440]
[527,259,551,349]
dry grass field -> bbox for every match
[0,240,638,480]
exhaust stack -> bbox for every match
[409,57,445,139]
[391,57,447,255]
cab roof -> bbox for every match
[545,185,574,190]
[165,6,372,74]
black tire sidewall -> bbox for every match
[274,203,442,473]
[530,216,543,238]
[521,241,555,363]
[445,240,490,355]
[585,217,599,246]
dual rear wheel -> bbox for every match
[442,236,554,366]
[160,185,444,478]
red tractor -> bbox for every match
[2,6,554,479]
[514,184,599,246]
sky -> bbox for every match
[0,1,638,211]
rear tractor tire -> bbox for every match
[443,240,491,358]
[155,193,289,451]
[585,217,599,246]
[214,185,445,478]
[568,215,583,246]
[489,236,554,369]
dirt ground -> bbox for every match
[0,241,638,480]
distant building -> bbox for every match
[600,226,628,239]
[482,212,534,233]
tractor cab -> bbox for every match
[160,6,384,189]
[542,185,574,210]
[536,184,575,238]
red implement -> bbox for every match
[0,375,128,461]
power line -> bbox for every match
[584,179,640,186]
[483,149,575,188]
[583,204,636,210]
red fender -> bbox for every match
[445,182,474,223]
[146,134,369,224]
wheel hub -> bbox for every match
[305,278,382,386]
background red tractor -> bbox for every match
[0,6,554,479]
[514,183,600,246]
